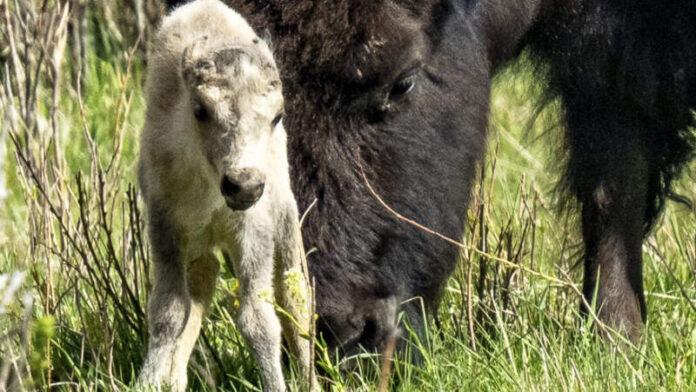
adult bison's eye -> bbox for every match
[271,112,283,128]
[388,74,416,100]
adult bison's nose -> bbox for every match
[320,295,399,357]
[220,169,265,210]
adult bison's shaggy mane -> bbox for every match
[525,0,696,233]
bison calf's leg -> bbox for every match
[169,253,219,387]
[139,260,189,390]
[139,213,189,390]
[273,205,315,389]
[139,251,218,391]
[231,228,285,392]
[568,110,650,343]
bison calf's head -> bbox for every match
[181,36,283,210]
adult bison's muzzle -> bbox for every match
[220,168,265,210]
[320,294,399,359]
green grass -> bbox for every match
[1,12,695,392]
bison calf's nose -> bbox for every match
[220,170,265,210]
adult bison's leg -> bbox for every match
[526,0,696,344]
[565,105,651,343]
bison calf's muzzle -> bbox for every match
[220,169,265,210]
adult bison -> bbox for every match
[161,0,696,353]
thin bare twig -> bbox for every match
[647,241,696,314]
[355,148,570,287]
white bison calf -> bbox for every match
[137,1,313,391]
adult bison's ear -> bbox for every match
[181,36,217,88]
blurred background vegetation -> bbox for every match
[0,1,695,391]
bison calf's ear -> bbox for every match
[181,36,216,87]
[260,28,273,49]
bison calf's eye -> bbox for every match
[193,102,209,122]
[388,74,416,100]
